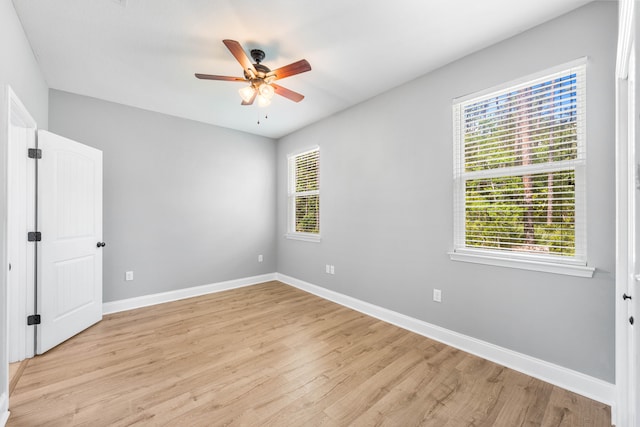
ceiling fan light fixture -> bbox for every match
[256,94,271,108]
[197,39,311,107]
[239,85,256,103]
[259,83,275,100]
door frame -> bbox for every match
[5,87,37,364]
[2,85,37,422]
[6,87,37,364]
[615,1,637,426]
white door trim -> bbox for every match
[6,87,37,363]
[615,75,629,427]
[7,88,36,364]
[615,1,637,426]
[2,85,37,421]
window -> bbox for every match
[451,61,593,277]
[287,147,320,242]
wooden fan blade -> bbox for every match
[272,83,305,102]
[195,73,245,82]
[223,39,257,76]
[269,59,311,80]
[241,90,257,106]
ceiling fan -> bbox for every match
[195,39,311,107]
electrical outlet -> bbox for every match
[258,254,263,262]
[433,289,442,303]
[326,264,331,274]
[330,265,335,275]
[125,271,134,281]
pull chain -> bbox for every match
[257,111,269,125]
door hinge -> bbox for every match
[27,231,41,242]
[28,148,42,159]
[27,314,41,325]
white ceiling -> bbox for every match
[13,0,593,139]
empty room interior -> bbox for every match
[1,0,638,426]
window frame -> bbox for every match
[449,59,594,277]
[286,146,321,242]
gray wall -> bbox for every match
[0,0,48,128]
[0,0,49,409]
[49,90,277,302]
[276,2,616,382]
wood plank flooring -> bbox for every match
[8,359,28,396]
[7,281,611,426]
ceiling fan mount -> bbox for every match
[195,40,312,106]
[250,49,266,65]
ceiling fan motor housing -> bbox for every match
[244,62,272,82]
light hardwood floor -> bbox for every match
[8,359,28,396]
[8,281,610,426]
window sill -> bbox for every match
[285,233,321,243]
[448,250,595,278]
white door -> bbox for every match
[36,130,103,354]
[633,152,640,427]
[633,60,640,427]
[631,35,640,427]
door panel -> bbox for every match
[634,88,640,427]
[37,130,103,354]
[632,36,640,427]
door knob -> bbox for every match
[623,293,632,301]
[96,242,106,248]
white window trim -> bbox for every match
[448,249,594,278]
[286,146,321,243]
[285,232,321,242]
[450,59,594,277]
[453,57,588,104]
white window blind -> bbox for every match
[453,63,586,264]
[288,147,320,237]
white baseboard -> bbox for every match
[102,273,277,315]
[0,391,8,427]
[276,273,615,407]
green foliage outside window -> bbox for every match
[459,71,581,257]
[293,149,319,234]
[465,172,575,255]
[295,195,319,233]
